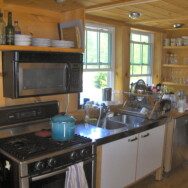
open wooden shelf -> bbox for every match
[162,82,188,87]
[162,64,188,68]
[163,46,188,49]
[0,45,84,53]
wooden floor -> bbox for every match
[128,165,188,188]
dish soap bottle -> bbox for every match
[5,12,15,45]
[0,9,5,45]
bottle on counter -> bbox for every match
[14,20,21,34]
[0,9,5,45]
[5,12,15,45]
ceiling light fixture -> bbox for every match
[129,12,142,19]
[172,23,184,28]
[56,0,67,3]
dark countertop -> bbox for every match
[75,117,167,146]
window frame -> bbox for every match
[130,30,154,84]
[78,23,115,108]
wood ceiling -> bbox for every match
[5,0,188,31]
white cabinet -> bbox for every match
[136,125,165,180]
[100,134,138,188]
[100,125,165,188]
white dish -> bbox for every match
[15,34,32,39]
[51,44,74,48]
[15,38,32,42]
[32,44,51,47]
[15,41,31,46]
[32,38,51,42]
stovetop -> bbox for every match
[0,130,92,161]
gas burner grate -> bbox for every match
[0,132,92,161]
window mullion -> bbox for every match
[86,30,88,69]
[98,31,100,69]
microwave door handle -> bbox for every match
[65,64,71,91]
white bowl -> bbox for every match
[15,34,32,39]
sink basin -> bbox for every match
[89,114,150,130]
[104,119,127,130]
[108,114,148,128]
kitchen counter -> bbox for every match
[75,117,167,145]
[168,110,188,119]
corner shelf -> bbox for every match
[162,64,188,68]
[0,45,84,53]
[162,82,188,87]
[163,46,188,49]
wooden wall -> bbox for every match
[0,2,164,114]
[0,3,85,113]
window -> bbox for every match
[79,23,115,105]
[130,30,153,85]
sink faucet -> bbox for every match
[96,103,114,128]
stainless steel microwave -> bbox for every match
[2,51,83,98]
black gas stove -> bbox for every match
[0,131,92,161]
[0,101,96,188]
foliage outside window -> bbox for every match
[79,23,115,105]
[130,30,153,85]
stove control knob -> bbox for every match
[48,158,56,167]
[80,149,89,157]
[35,161,45,171]
[70,151,78,161]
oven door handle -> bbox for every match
[31,158,93,182]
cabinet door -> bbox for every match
[101,134,138,188]
[136,125,165,180]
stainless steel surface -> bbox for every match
[31,158,93,182]
[107,114,154,129]
[0,119,51,139]
[20,162,28,178]
[20,177,29,188]
[105,119,126,130]
[19,63,67,96]
[171,116,188,170]
[0,101,95,188]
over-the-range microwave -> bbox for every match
[2,51,83,98]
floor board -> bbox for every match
[127,165,188,188]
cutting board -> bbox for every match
[61,26,81,48]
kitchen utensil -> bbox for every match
[51,114,76,141]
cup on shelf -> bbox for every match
[176,38,183,46]
[170,38,176,46]
[182,36,188,46]
[163,38,170,46]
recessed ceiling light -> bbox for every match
[129,12,143,19]
[56,0,67,3]
[172,23,184,28]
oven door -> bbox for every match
[18,63,69,97]
[25,159,95,188]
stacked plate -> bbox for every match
[14,34,32,46]
[51,40,74,48]
[32,38,51,47]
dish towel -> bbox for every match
[65,161,89,188]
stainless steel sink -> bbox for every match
[104,119,127,130]
[108,114,148,128]
[89,114,150,130]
